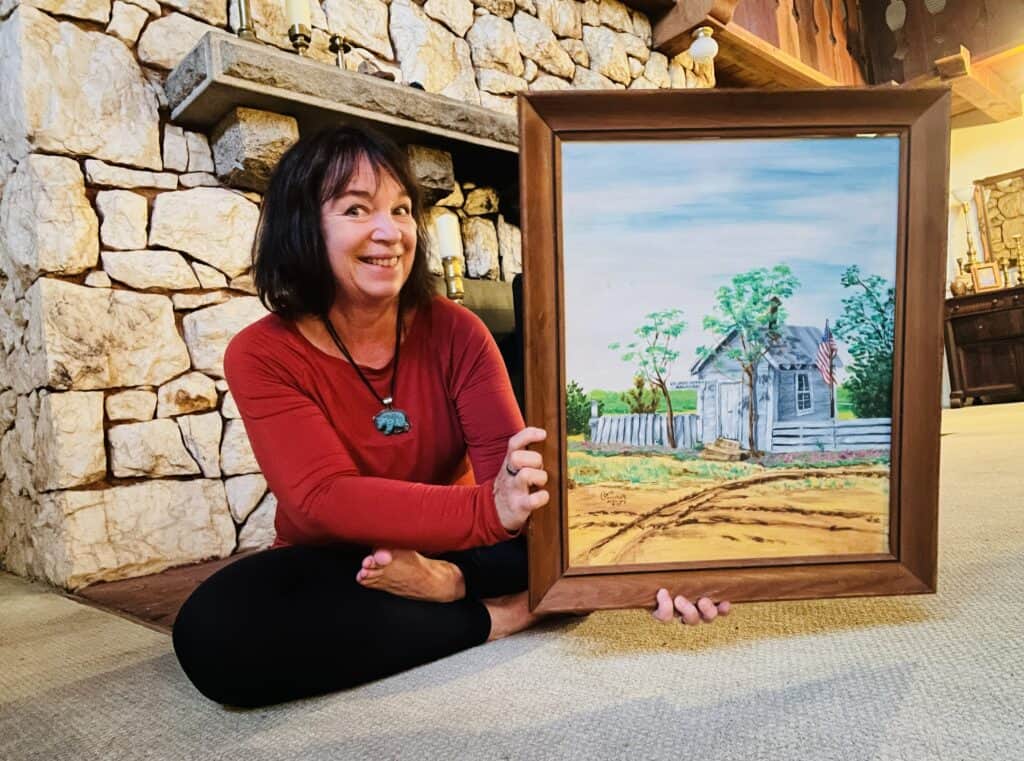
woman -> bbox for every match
[172,126,729,708]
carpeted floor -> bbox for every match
[1,404,1022,761]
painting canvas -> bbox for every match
[519,88,948,613]
[562,136,898,570]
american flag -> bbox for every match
[816,320,838,386]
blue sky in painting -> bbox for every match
[561,136,901,391]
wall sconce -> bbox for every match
[688,26,719,62]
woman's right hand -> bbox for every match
[493,426,550,533]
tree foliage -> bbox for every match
[697,265,800,453]
[609,309,687,447]
[620,374,659,414]
[834,265,895,418]
[565,379,591,436]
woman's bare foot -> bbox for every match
[483,591,543,642]
[355,549,465,603]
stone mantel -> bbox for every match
[166,32,520,158]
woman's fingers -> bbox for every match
[654,591,732,625]
[527,489,550,509]
[506,426,547,456]
[674,595,702,625]
[512,467,548,488]
[696,597,718,622]
[653,588,675,622]
[507,449,543,473]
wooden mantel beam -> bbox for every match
[907,46,1022,124]
[654,1,839,89]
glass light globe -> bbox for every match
[952,186,974,205]
[689,27,719,62]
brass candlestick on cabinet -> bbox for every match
[1013,235,1024,286]
[952,188,979,275]
[998,255,1012,288]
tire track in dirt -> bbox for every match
[577,466,888,563]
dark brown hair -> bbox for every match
[252,125,434,320]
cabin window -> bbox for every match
[796,373,812,414]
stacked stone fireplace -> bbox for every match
[0,0,714,590]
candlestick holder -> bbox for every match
[288,23,311,56]
[951,256,972,296]
[442,256,465,302]
[1009,234,1024,286]
[959,200,979,273]
[328,33,350,68]
[998,255,1012,288]
[235,0,255,40]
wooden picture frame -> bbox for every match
[975,167,1024,264]
[519,88,950,614]
[971,261,1003,292]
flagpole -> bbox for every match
[828,319,837,450]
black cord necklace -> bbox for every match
[321,308,411,436]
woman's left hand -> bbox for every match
[652,588,731,625]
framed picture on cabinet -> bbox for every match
[972,261,1003,292]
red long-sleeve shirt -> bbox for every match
[223,296,524,553]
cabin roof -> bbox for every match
[690,326,845,375]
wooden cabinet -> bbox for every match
[944,286,1024,407]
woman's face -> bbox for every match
[321,156,417,310]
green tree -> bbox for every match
[697,265,800,454]
[620,374,659,414]
[834,265,895,418]
[609,309,686,447]
[565,379,591,436]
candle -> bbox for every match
[435,212,463,261]
[285,0,311,28]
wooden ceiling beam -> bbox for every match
[908,46,1022,123]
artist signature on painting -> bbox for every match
[600,490,626,507]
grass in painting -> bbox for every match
[587,389,697,415]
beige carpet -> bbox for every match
[2,405,1023,760]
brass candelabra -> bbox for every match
[998,234,1024,287]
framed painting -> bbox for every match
[519,88,950,614]
[975,167,1024,265]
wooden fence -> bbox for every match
[588,413,701,449]
[770,418,891,452]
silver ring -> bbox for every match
[505,462,520,477]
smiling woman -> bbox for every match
[167,126,560,708]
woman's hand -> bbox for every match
[652,588,731,625]
[493,426,550,533]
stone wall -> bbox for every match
[0,0,714,589]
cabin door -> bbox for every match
[717,382,743,442]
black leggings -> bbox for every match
[171,537,527,708]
